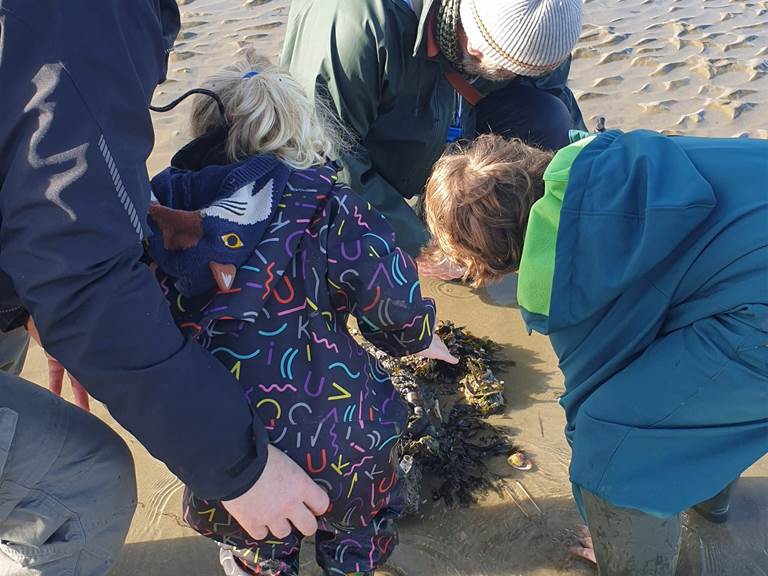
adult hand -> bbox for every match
[223,444,330,540]
[416,334,459,364]
[26,317,91,411]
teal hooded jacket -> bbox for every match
[518,130,768,516]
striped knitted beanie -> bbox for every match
[459,0,583,78]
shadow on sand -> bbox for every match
[112,477,767,575]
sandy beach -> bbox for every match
[20,0,768,574]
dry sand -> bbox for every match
[19,0,768,574]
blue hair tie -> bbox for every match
[242,71,259,79]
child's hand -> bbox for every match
[416,334,459,364]
[27,317,91,412]
[416,256,466,281]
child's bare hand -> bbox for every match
[27,317,91,411]
[416,257,466,281]
[47,356,91,412]
[416,335,459,364]
[223,445,330,540]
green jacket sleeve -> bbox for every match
[281,1,429,256]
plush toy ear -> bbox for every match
[209,261,238,292]
[148,203,203,251]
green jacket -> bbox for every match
[282,0,582,255]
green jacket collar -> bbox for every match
[412,0,439,59]
[517,134,596,319]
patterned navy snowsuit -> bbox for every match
[148,145,435,575]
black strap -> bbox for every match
[149,88,228,129]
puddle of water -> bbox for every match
[477,274,520,309]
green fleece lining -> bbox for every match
[516,135,596,316]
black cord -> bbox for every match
[149,88,228,128]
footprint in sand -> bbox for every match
[236,36,267,47]
[252,21,283,30]
[699,32,726,44]
[723,35,759,52]
[675,110,707,129]
[705,99,757,119]
[717,59,768,81]
[689,60,719,80]
[644,22,667,32]
[639,99,677,113]
[181,20,207,29]
[664,78,691,91]
[634,82,654,94]
[720,88,759,100]
[574,91,610,102]
[572,46,600,59]
[630,55,660,67]
[634,37,659,47]
[598,48,633,64]
[592,33,631,48]
[734,22,768,32]
[637,46,665,55]
[168,50,198,63]
[697,85,720,97]
[592,75,624,88]
[580,28,610,42]
[651,61,688,77]
[670,38,705,51]
[660,129,685,136]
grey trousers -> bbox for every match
[0,360,137,574]
[0,328,30,377]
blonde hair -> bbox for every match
[423,134,553,287]
[190,51,347,169]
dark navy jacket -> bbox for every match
[0,0,266,500]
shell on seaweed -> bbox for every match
[507,450,533,471]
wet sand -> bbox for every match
[20,0,768,574]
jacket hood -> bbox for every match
[147,129,291,298]
[522,130,717,334]
[412,0,437,58]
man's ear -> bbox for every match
[209,261,238,292]
[148,203,204,251]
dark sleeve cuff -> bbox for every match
[0,306,28,333]
[188,406,271,502]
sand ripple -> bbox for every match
[569,0,768,136]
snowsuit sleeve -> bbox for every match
[0,0,268,500]
[326,188,435,357]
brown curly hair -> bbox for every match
[422,134,553,287]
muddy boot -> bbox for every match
[692,480,738,524]
[582,489,682,576]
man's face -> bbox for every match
[456,26,518,81]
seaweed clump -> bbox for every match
[361,321,515,514]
